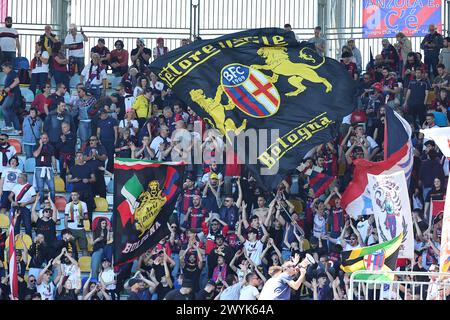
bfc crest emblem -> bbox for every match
[363,249,386,271]
[221,64,280,118]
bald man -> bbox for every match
[421,24,444,77]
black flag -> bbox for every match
[113,158,184,267]
[150,28,355,189]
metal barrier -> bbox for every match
[349,270,450,300]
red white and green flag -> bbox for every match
[113,158,184,267]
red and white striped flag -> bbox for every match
[8,208,18,299]
[0,0,7,22]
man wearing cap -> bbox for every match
[164,278,194,300]
[127,277,144,300]
[64,24,88,75]
[131,38,151,73]
[91,38,111,68]
[0,17,21,65]
[202,213,229,256]
[153,37,169,60]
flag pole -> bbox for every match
[439,175,450,275]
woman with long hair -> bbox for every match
[90,218,108,278]
[133,76,148,97]
[51,41,70,90]
[30,41,50,95]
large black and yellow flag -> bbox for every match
[150,28,355,189]
[113,158,184,267]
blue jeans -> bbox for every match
[1,51,16,66]
[23,144,35,159]
[34,167,55,202]
[171,253,180,279]
[91,248,104,278]
[78,121,91,146]
[30,72,48,95]
[53,70,70,89]
[14,206,32,236]
[1,95,20,129]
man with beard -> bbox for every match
[182,194,208,233]
[83,135,107,198]
[207,234,234,278]
[0,16,21,65]
[44,102,75,153]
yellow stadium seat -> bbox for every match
[302,239,310,251]
[83,220,91,232]
[94,197,109,212]
[6,234,32,249]
[290,199,304,214]
[87,236,93,253]
[426,90,435,105]
[0,214,9,229]
[54,175,65,193]
[78,256,91,273]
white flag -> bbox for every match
[420,127,450,157]
[367,171,414,259]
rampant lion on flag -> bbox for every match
[250,47,332,96]
[134,180,167,236]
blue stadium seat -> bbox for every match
[20,88,34,104]
[70,74,81,89]
[14,57,30,70]
[0,72,6,86]
[24,158,35,173]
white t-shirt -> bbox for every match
[239,285,259,300]
[1,167,21,191]
[244,240,264,266]
[0,27,18,52]
[100,269,116,290]
[357,219,370,242]
[347,136,379,152]
[313,214,326,238]
[150,135,172,159]
[220,282,242,300]
[64,201,88,230]
[124,95,135,113]
[32,51,50,74]
[64,33,85,58]
[11,183,36,209]
[119,119,139,136]
[81,64,107,86]
[133,86,144,98]
[37,281,56,300]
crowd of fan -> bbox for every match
[0,18,448,300]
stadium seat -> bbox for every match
[0,72,6,86]
[0,214,9,229]
[84,219,91,232]
[17,158,25,171]
[24,158,35,173]
[55,175,65,193]
[55,196,67,212]
[7,139,22,154]
[20,88,34,104]
[69,74,81,88]
[94,197,109,212]
[78,256,91,273]
[6,233,32,249]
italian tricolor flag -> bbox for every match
[118,175,144,227]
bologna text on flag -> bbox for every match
[368,171,414,259]
[149,28,355,190]
[341,107,413,218]
[341,233,403,281]
[113,158,184,266]
[363,0,442,38]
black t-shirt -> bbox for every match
[69,163,94,191]
[425,189,445,202]
[56,288,78,300]
[28,242,50,269]
[84,145,107,170]
[155,283,172,300]
[130,47,152,66]
[35,218,56,243]
[269,226,284,249]
[115,138,133,158]
[164,288,193,300]
[34,143,55,167]
[182,265,202,293]
[195,289,215,300]
[408,79,431,106]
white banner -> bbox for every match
[368,171,414,259]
